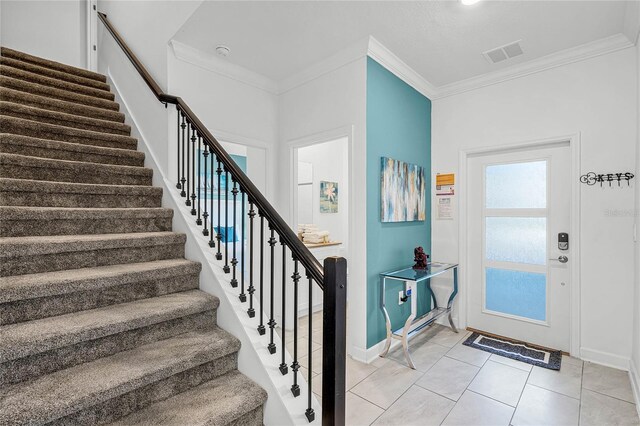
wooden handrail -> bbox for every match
[98,12,324,285]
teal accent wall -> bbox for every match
[366,57,432,348]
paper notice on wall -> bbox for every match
[437,197,453,220]
[436,173,455,220]
[436,173,455,196]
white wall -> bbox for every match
[631,15,640,402]
[279,53,368,358]
[432,47,638,368]
[1,0,87,68]
[297,138,350,254]
[98,0,201,88]
[167,47,278,199]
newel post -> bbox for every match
[321,256,347,426]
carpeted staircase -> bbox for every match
[0,47,267,425]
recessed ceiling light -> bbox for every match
[215,45,230,57]
[461,0,482,5]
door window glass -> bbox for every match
[486,217,546,265]
[486,161,546,209]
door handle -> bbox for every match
[549,255,568,263]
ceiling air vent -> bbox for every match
[483,40,524,64]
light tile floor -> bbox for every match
[285,312,640,426]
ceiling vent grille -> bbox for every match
[483,40,524,64]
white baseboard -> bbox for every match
[350,338,402,364]
[580,347,631,371]
[350,316,460,364]
[629,359,640,419]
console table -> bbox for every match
[379,263,459,369]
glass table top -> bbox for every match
[380,263,457,282]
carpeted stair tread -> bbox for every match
[0,259,200,326]
[0,231,186,276]
[0,231,185,257]
[1,46,107,83]
[0,328,241,425]
[0,87,125,123]
[0,178,163,208]
[0,154,151,187]
[0,206,173,237]
[0,115,137,150]
[0,133,144,167]
[0,65,115,101]
[111,370,267,426]
[0,75,119,111]
[0,56,111,91]
[0,289,218,362]
[1,101,131,135]
[0,153,153,186]
[0,258,200,304]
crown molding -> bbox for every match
[367,36,438,99]
[622,0,640,45]
[434,33,634,99]
[278,37,369,94]
[169,39,279,94]
[170,31,633,101]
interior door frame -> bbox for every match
[287,125,354,248]
[458,133,582,356]
[86,0,98,71]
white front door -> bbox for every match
[467,143,571,352]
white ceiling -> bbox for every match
[173,1,634,87]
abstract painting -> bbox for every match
[320,181,338,213]
[381,157,426,222]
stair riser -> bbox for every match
[0,162,152,187]
[1,243,185,277]
[1,65,115,101]
[2,108,130,136]
[229,406,264,426]
[1,76,119,111]
[1,215,172,237]
[0,138,144,167]
[0,312,216,386]
[0,87,125,123]
[0,57,111,91]
[2,123,137,150]
[52,353,238,426]
[1,272,200,325]
[0,189,162,209]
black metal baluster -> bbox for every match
[239,191,247,302]
[202,143,209,236]
[306,273,315,422]
[185,122,191,206]
[247,201,256,318]
[279,240,288,375]
[223,169,230,273]
[215,158,223,260]
[291,259,301,397]
[257,214,266,335]
[209,152,215,246]
[267,226,277,354]
[180,112,186,197]
[190,126,197,215]
[175,107,181,190]
[230,178,239,287]
[196,135,202,225]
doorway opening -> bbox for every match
[293,137,350,316]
